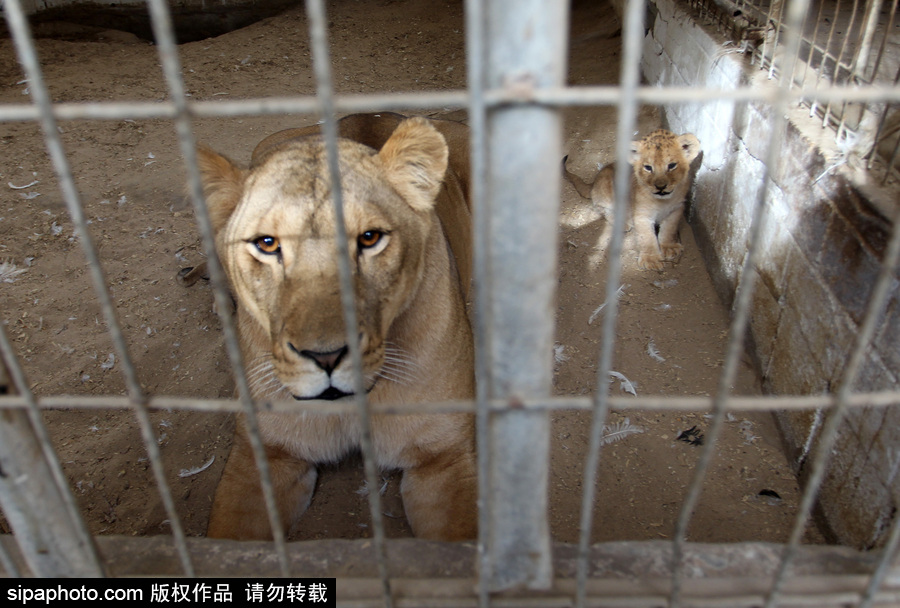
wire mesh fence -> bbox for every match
[0,0,899,606]
[688,0,900,183]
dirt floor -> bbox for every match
[0,0,823,548]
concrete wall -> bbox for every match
[641,0,899,548]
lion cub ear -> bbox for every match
[195,147,246,233]
[677,133,701,163]
[378,117,449,212]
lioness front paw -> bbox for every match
[660,242,683,262]
[638,251,665,271]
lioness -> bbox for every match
[197,113,477,541]
[563,129,701,271]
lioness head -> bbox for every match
[196,117,449,401]
[630,129,701,199]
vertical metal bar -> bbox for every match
[0,323,102,577]
[463,0,494,605]
[868,0,898,83]
[764,137,900,608]
[799,0,827,96]
[142,0,290,578]
[867,66,900,170]
[670,0,811,605]
[482,0,568,592]
[574,0,645,605]
[834,3,874,138]
[822,0,861,127]
[786,0,811,88]
[304,1,393,605]
[861,448,900,608]
[0,359,15,580]
[808,0,843,118]
[885,98,900,178]
[766,0,787,79]
[3,0,194,577]
[0,530,20,578]
[852,0,885,80]
[835,0,883,137]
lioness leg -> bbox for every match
[207,427,317,540]
[400,450,477,540]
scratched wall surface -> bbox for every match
[640,0,900,549]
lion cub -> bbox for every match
[563,129,701,271]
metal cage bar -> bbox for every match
[461,0,493,604]
[694,1,813,605]
[1,84,900,125]
[478,0,568,593]
[0,1,898,607]
[706,0,900,180]
[0,321,103,577]
[668,0,809,602]
[146,0,293,577]
[3,0,195,577]
[303,0,394,602]
[574,0,646,604]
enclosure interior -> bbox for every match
[0,0,896,580]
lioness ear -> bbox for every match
[378,117,449,212]
[677,133,701,163]
[196,146,246,233]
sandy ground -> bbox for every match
[0,0,822,546]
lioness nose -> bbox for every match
[290,344,348,375]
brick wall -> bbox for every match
[640,0,900,548]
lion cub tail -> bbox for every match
[561,155,595,200]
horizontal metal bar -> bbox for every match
[2,85,900,123]
[1,391,897,415]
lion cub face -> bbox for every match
[196,118,449,401]
[630,129,701,200]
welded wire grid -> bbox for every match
[0,0,898,606]
[689,0,900,181]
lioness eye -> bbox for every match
[667,162,678,171]
[253,235,280,255]
[358,230,384,249]
[643,164,653,172]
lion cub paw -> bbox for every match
[660,242,684,262]
[638,251,665,271]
